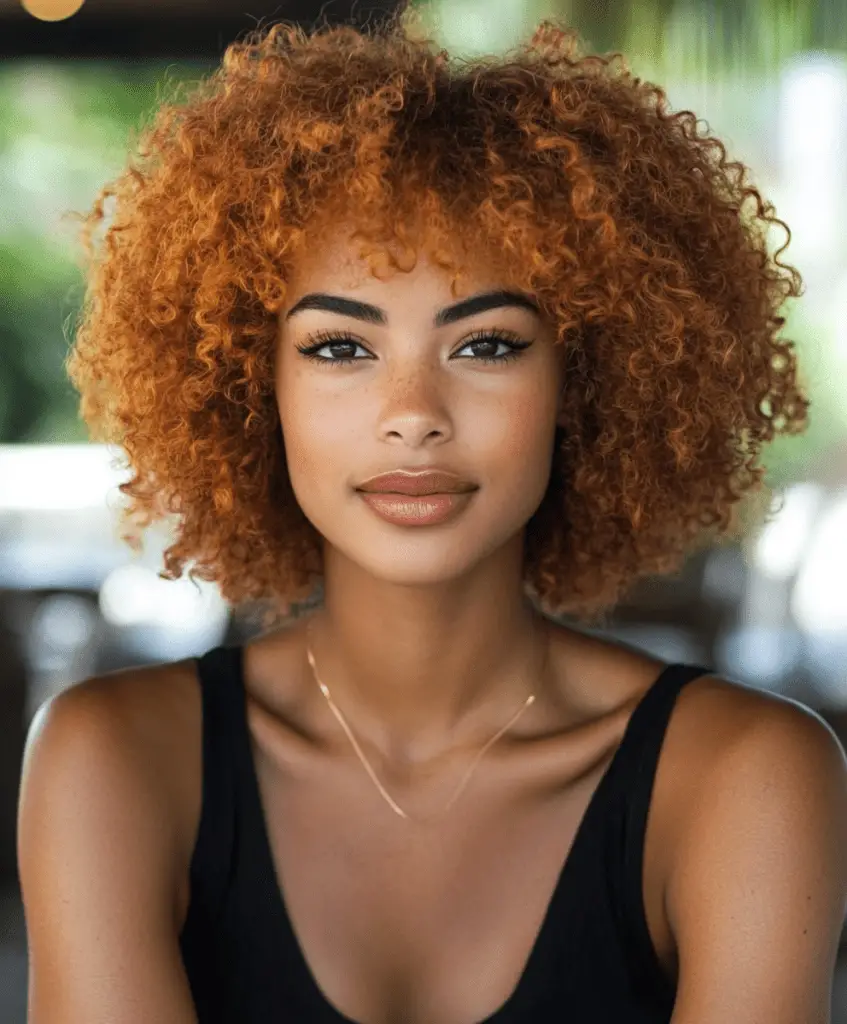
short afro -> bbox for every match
[65,9,809,627]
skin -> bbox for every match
[275,223,569,770]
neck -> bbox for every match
[304,544,555,766]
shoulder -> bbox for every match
[569,622,820,762]
[630,647,846,861]
[666,664,847,858]
[666,667,846,808]
[45,657,202,801]
[26,657,200,791]
[18,663,207,1019]
[661,672,847,1021]
[22,658,203,921]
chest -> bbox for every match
[182,697,681,1024]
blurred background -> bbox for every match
[3,0,847,1019]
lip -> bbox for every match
[356,469,477,496]
[358,491,474,526]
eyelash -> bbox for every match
[294,328,532,367]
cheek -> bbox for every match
[487,388,558,471]
[278,392,341,474]
[471,391,560,527]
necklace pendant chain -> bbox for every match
[305,618,544,825]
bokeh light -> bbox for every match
[20,0,85,23]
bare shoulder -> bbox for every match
[661,676,847,1019]
[604,632,833,820]
[47,657,202,827]
[22,657,203,895]
[668,664,836,768]
[18,659,203,1022]
[667,661,847,819]
[561,622,816,746]
[575,629,846,981]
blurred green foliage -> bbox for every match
[0,60,209,443]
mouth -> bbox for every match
[357,489,475,526]
[358,488,468,496]
[355,470,477,496]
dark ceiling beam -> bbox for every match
[0,1,401,59]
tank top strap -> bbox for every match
[609,661,714,999]
[183,644,247,932]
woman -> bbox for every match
[18,7,847,1023]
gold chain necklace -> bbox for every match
[304,617,545,824]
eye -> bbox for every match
[294,328,532,367]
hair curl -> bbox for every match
[65,7,809,628]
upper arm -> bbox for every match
[17,680,199,1024]
[667,698,847,1024]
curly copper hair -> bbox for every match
[64,7,809,627]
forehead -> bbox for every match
[284,220,515,302]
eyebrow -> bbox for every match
[283,289,541,328]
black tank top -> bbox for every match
[178,643,712,1023]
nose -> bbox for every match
[375,372,453,445]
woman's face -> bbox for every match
[274,227,566,588]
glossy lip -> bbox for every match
[356,469,477,496]
[358,490,474,526]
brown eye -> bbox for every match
[295,329,532,367]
